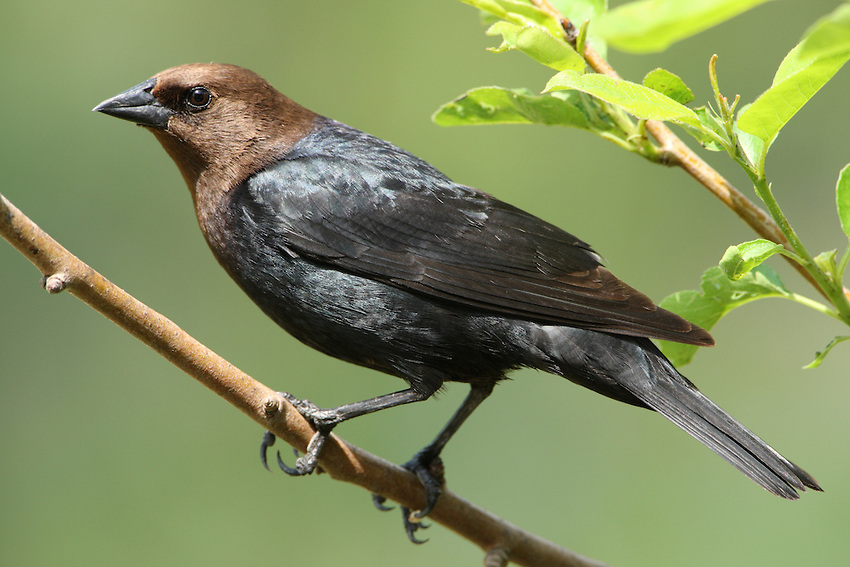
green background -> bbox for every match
[2,1,848,565]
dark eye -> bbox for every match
[185,86,212,111]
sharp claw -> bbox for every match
[371,451,444,542]
[260,431,277,471]
[411,482,442,519]
[372,493,395,511]
[273,430,326,476]
[276,450,301,475]
[372,494,429,542]
[402,506,430,544]
[404,453,444,520]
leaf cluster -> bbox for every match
[438,0,850,367]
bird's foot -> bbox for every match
[373,450,445,543]
[260,392,340,477]
[404,450,445,520]
[280,392,343,430]
[372,494,432,544]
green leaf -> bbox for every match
[433,86,590,127]
[779,4,850,78]
[550,0,606,21]
[544,70,702,127]
[737,4,850,173]
[658,265,789,365]
[804,336,850,369]
[813,249,839,279]
[719,239,787,280]
[486,21,585,71]
[594,0,773,54]
[837,164,850,239]
[461,0,564,36]
[642,68,695,104]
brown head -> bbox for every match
[94,63,319,244]
[94,63,318,204]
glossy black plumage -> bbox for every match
[238,118,713,345]
[94,64,820,536]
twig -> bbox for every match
[0,190,611,567]
[530,0,825,297]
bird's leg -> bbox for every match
[376,382,494,543]
[261,388,432,476]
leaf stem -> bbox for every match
[787,292,841,320]
[749,175,850,321]
[839,244,850,277]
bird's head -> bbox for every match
[94,63,317,195]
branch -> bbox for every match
[1,191,611,567]
[530,0,826,298]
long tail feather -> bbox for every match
[622,344,821,497]
[547,328,821,497]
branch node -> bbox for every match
[484,545,510,567]
[657,147,682,167]
[262,395,282,419]
[41,272,69,294]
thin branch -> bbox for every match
[1,191,610,567]
[530,0,825,297]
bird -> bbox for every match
[94,63,820,541]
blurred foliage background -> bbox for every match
[2,1,848,565]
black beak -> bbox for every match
[93,78,173,129]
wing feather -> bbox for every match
[242,125,713,346]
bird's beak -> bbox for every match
[93,78,173,129]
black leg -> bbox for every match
[263,388,433,476]
[384,382,494,542]
[261,382,494,544]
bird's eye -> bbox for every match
[185,87,212,111]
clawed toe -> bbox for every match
[276,448,313,476]
[264,389,460,544]
[274,429,327,476]
[402,452,445,520]
[370,451,445,542]
[401,506,430,544]
[260,430,277,471]
[374,494,429,543]
[372,493,394,511]
[259,392,343,477]
[260,393,335,478]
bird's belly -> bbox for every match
[223,250,531,390]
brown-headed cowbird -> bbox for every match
[94,63,820,539]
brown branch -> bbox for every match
[530,0,825,297]
[1,191,611,567]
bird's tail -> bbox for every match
[545,327,821,498]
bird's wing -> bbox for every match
[240,153,712,346]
